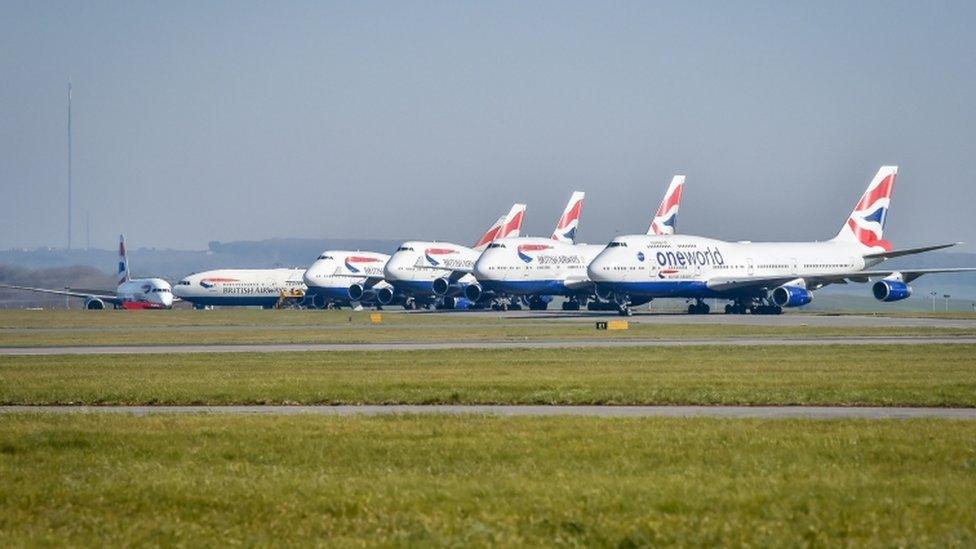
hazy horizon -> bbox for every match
[2,2,975,251]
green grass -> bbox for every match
[1,414,974,546]
[3,345,975,406]
[1,309,975,347]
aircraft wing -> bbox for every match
[563,276,594,291]
[706,267,976,293]
[0,283,121,304]
[862,242,961,260]
[410,256,475,275]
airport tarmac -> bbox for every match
[420,311,976,329]
[2,404,974,419]
[2,335,974,355]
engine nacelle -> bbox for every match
[771,286,812,308]
[310,294,327,309]
[84,297,105,310]
[464,283,482,302]
[432,277,462,297]
[348,283,372,301]
[376,286,398,305]
[873,280,912,302]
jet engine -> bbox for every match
[84,297,105,310]
[433,277,462,297]
[771,285,812,308]
[376,286,401,306]
[872,279,912,302]
[348,283,374,301]
[463,283,483,302]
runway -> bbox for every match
[2,335,975,355]
[2,404,974,419]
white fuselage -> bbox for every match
[472,237,604,296]
[587,234,875,298]
[302,250,391,305]
[116,278,174,309]
[173,268,306,307]
[384,241,480,297]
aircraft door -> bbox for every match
[747,258,754,276]
[790,258,798,276]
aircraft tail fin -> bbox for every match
[472,204,527,251]
[832,166,897,252]
[118,234,130,284]
[500,203,526,239]
[647,175,685,235]
[551,191,584,244]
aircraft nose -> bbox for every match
[473,256,493,281]
[302,266,320,287]
[587,253,611,282]
[383,254,404,279]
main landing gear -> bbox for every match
[561,298,583,311]
[687,299,710,315]
[724,298,782,315]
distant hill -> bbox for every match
[0,264,116,309]
[0,238,402,282]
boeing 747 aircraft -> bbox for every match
[470,178,686,310]
[383,203,526,309]
[588,166,976,315]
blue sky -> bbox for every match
[1,1,974,250]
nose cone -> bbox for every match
[172,281,186,298]
[383,253,408,280]
[473,253,494,281]
[587,252,611,283]
[302,262,325,287]
[161,289,174,308]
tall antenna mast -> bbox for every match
[67,78,72,250]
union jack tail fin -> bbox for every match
[472,204,526,251]
[647,175,685,235]
[499,203,526,239]
[118,234,131,285]
[832,166,897,252]
[551,191,584,244]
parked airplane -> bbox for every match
[173,268,306,308]
[588,166,976,315]
[468,179,687,310]
[383,204,526,309]
[0,235,173,309]
[302,251,391,309]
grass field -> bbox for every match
[2,309,975,347]
[1,414,974,546]
[3,345,975,406]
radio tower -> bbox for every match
[67,78,73,250]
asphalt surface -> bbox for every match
[2,336,975,355]
[448,311,976,329]
[2,405,974,419]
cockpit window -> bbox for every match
[396,246,414,252]
[487,243,506,249]
[607,242,628,248]
[318,255,334,260]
